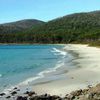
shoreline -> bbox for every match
[1,44,100,100]
[0,43,66,45]
[30,44,100,95]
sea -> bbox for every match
[0,44,75,93]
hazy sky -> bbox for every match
[0,0,100,23]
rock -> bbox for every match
[93,94,100,100]
[14,87,18,90]
[13,87,20,92]
[6,96,11,99]
[24,91,30,94]
[17,96,27,100]
[0,93,6,96]
[78,95,88,100]
[89,84,100,94]
[70,89,82,96]
[86,93,94,99]
[96,83,100,87]
[29,96,39,100]
[31,94,61,100]
[88,85,92,88]
[51,95,61,99]
[82,89,89,94]
[17,96,22,100]
[44,93,48,97]
[11,91,17,95]
[28,91,35,96]
[17,89,20,91]
[38,94,49,99]
[67,94,75,99]
[8,83,100,100]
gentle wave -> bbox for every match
[2,47,68,94]
[18,48,67,86]
[51,48,67,56]
[0,74,2,78]
[18,61,65,86]
[2,61,65,94]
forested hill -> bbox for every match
[0,11,100,45]
[0,19,45,34]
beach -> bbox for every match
[0,44,100,100]
[30,44,100,96]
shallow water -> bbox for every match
[0,44,75,93]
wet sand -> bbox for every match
[31,44,100,97]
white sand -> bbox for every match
[32,44,100,97]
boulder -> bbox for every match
[0,93,6,96]
[6,96,11,99]
[11,91,17,95]
[16,96,27,100]
[70,89,82,96]
[28,91,35,96]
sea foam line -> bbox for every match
[3,61,65,94]
[18,61,65,86]
[51,48,67,59]
[0,74,2,77]
[2,47,67,95]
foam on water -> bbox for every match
[51,48,67,57]
[0,74,2,78]
[3,65,60,94]
[18,62,64,86]
[2,47,68,94]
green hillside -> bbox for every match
[0,11,100,45]
[0,19,45,34]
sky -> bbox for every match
[0,0,100,23]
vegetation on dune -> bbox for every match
[0,11,100,45]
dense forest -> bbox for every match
[0,19,45,34]
[0,11,100,45]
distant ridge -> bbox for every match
[0,19,45,34]
[0,10,100,45]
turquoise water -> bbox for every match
[0,44,68,92]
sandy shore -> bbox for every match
[1,44,100,100]
[31,44,100,97]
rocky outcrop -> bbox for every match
[1,84,100,100]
